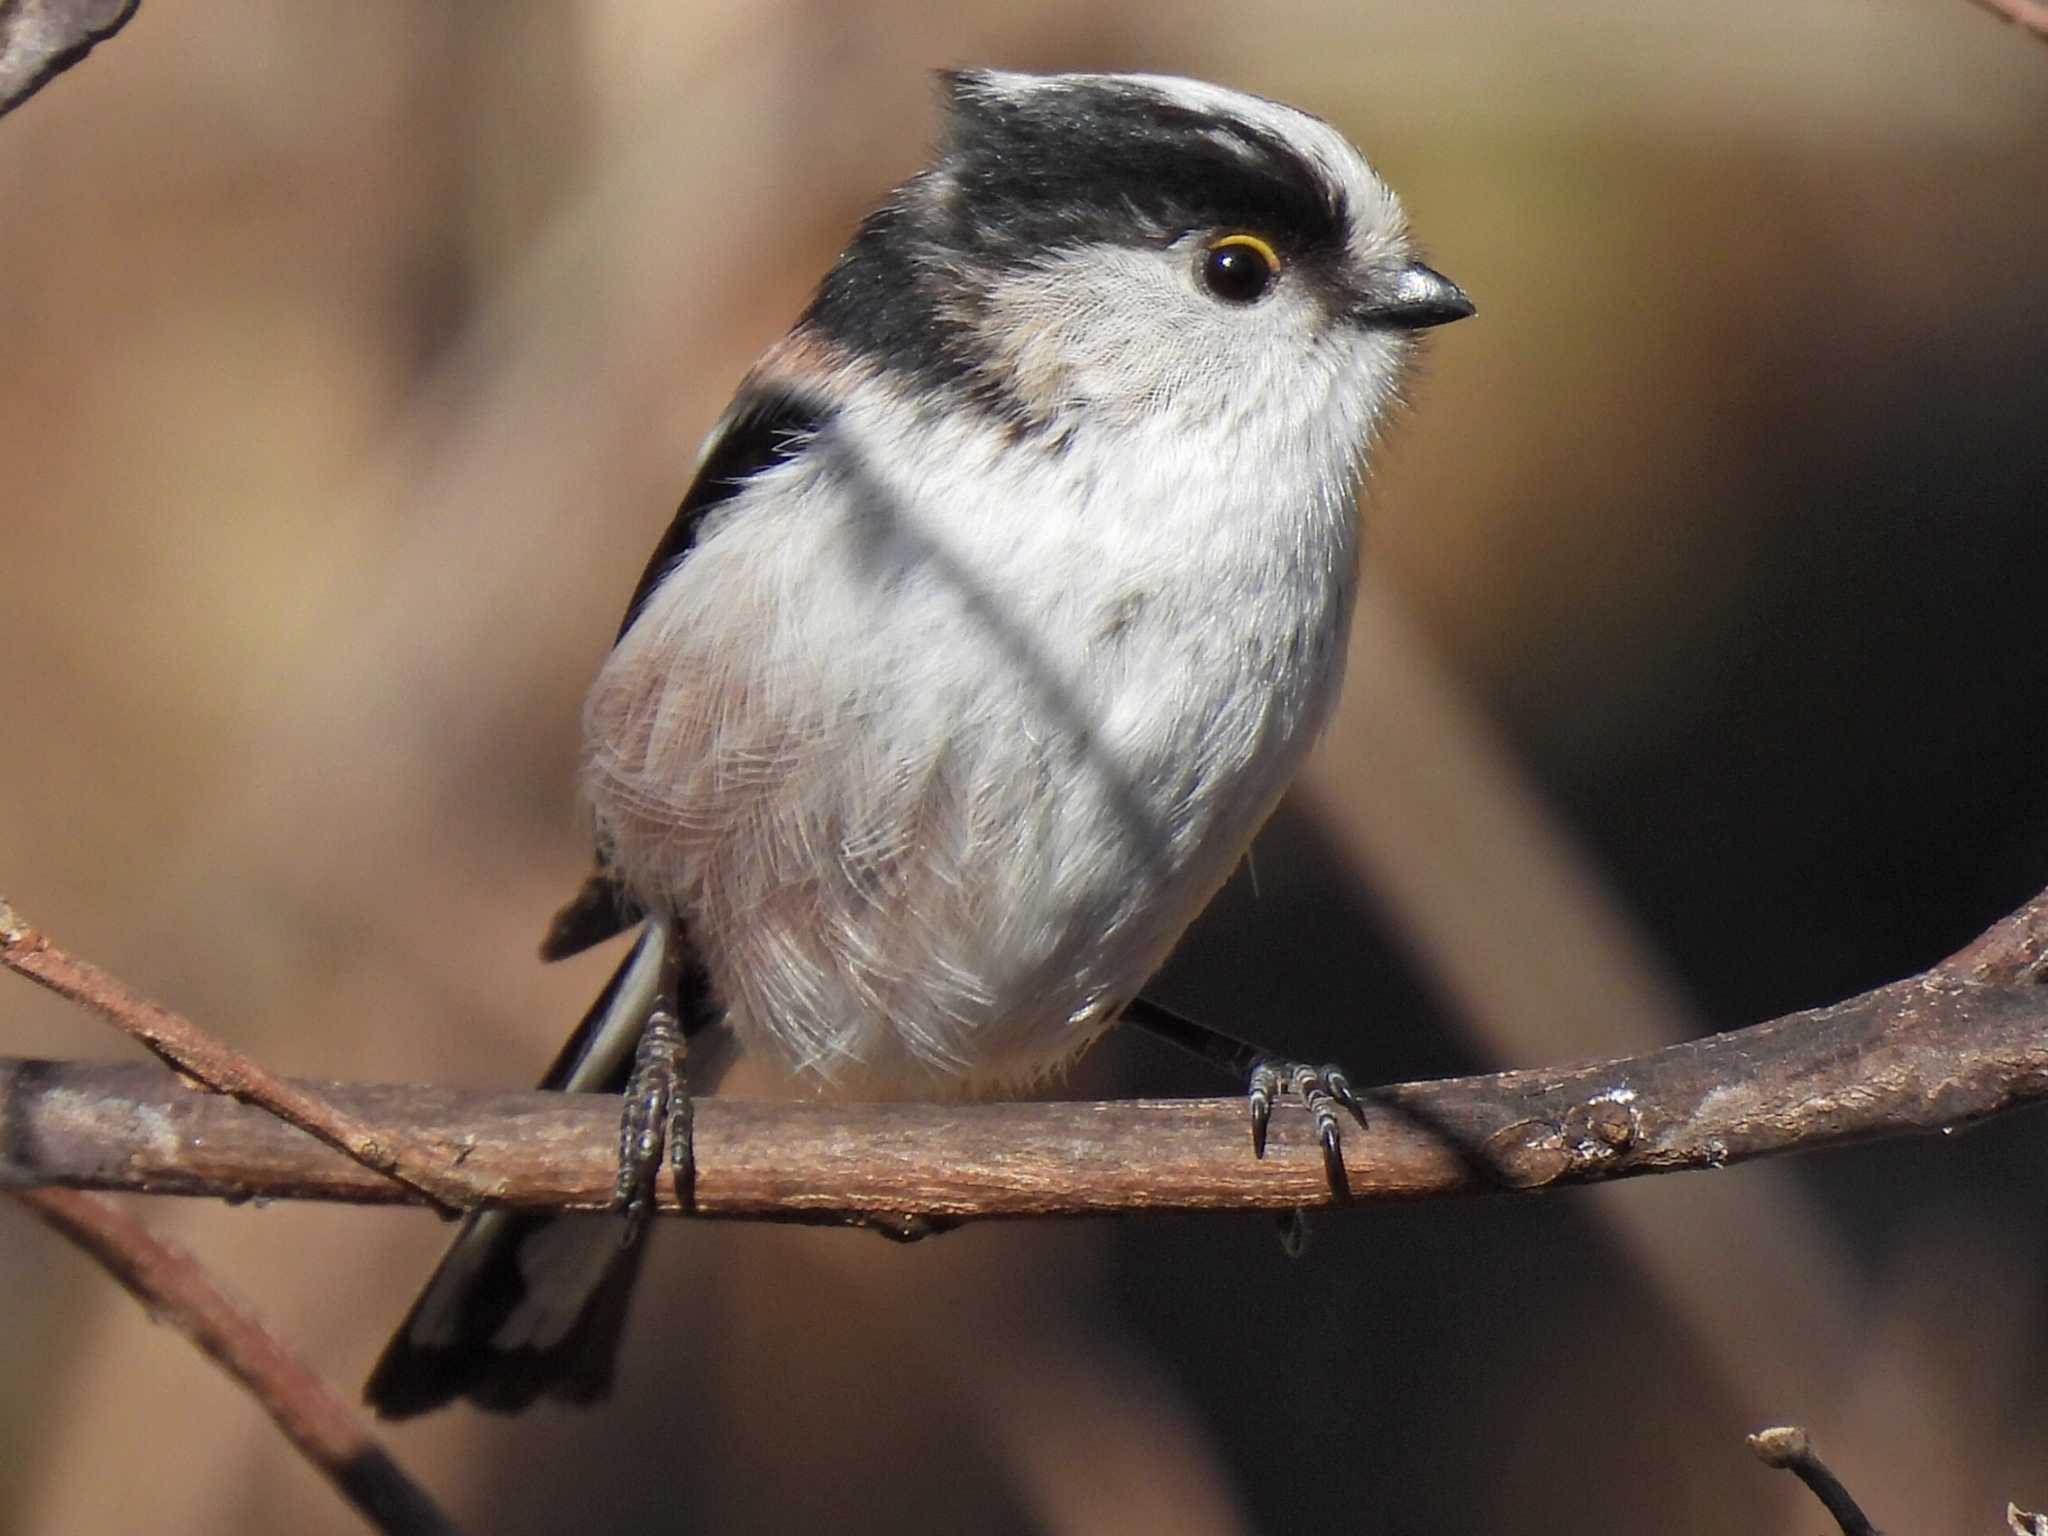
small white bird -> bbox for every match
[367,68,1471,1417]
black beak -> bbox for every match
[1354,261,1474,330]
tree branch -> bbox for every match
[1965,0,2048,43]
[12,1186,463,1536]
[1,899,469,1212]
[1749,1426,1880,1536]
[0,0,138,118]
[5,883,2046,1220]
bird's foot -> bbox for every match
[1247,1059,1367,1197]
[616,1000,691,1239]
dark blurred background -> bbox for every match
[4,3,2046,1532]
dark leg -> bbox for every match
[1120,995,1265,1078]
[616,919,690,1234]
[1120,995,1366,1196]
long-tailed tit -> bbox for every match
[367,68,1471,1418]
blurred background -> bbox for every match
[3,2,2046,1531]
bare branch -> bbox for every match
[5,883,2047,1220]
[1,899,470,1211]
[0,0,138,118]
[12,1187,463,1536]
[1965,0,2048,43]
[1749,1426,1881,1536]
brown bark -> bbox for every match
[0,0,138,118]
[15,1187,463,1536]
[7,885,2044,1221]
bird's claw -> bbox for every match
[616,1006,690,1240]
[1246,1058,1368,1199]
[1248,1061,1280,1159]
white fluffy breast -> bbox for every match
[583,353,1380,1094]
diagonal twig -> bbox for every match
[0,0,139,119]
[1964,0,2048,42]
[1749,1426,1880,1536]
[13,1186,464,1536]
[0,899,472,1212]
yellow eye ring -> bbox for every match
[1200,234,1282,303]
[1209,233,1282,269]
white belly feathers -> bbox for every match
[583,401,1358,1093]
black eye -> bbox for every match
[1200,234,1281,304]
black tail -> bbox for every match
[365,926,670,1418]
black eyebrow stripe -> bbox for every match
[803,77,1361,432]
[940,81,1353,259]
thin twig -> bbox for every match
[0,0,139,118]
[0,899,469,1212]
[1965,0,2048,42]
[1749,1426,1880,1536]
[6,881,2048,1220]
[13,1187,464,1536]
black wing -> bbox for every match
[539,383,829,963]
[372,394,834,1418]
[614,383,829,640]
